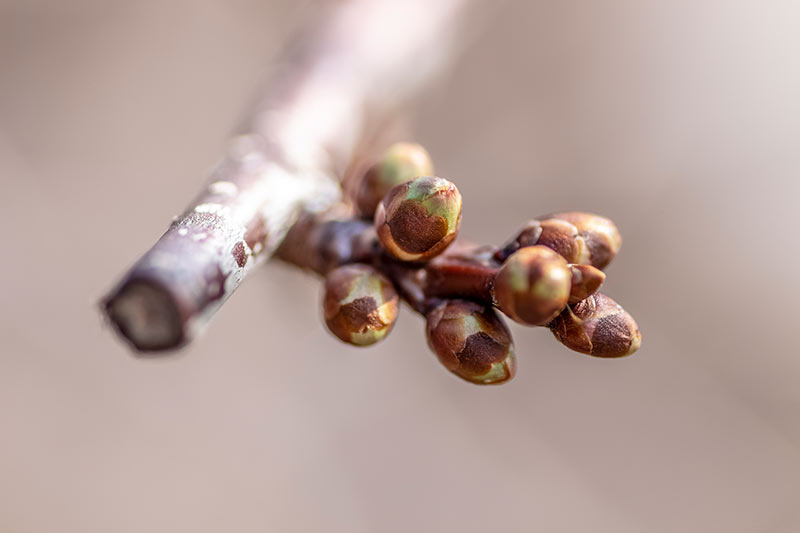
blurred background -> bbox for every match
[2,0,799,531]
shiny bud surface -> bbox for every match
[375,176,462,262]
[493,246,571,326]
[549,292,641,357]
[536,218,590,264]
[356,142,434,217]
[426,300,516,385]
[568,264,606,304]
[323,264,399,346]
[547,212,622,269]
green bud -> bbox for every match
[549,292,641,357]
[492,246,571,326]
[375,176,462,262]
[546,212,621,269]
[426,300,516,385]
[323,264,399,346]
[356,142,434,217]
[568,264,605,304]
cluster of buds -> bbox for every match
[282,142,641,385]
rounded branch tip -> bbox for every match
[103,280,184,353]
[425,300,516,385]
[323,264,399,346]
[375,176,461,262]
[356,142,434,217]
[492,245,571,326]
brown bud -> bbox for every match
[536,218,590,264]
[549,293,641,357]
[426,300,516,385]
[355,142,434,217]
[375,176,462,262]
[495,217,599,266]
[546,212,621,269]
[493,220,542,261]
[492,246,571,326]
[568,264,605,304]
[323,264,399,346]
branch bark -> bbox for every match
[102,0,470,352]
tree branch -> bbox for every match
[102,0,470,352]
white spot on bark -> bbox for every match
[194,203,231,217]
[208,181,238,196]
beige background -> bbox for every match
[2,1,799,531]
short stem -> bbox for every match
[422,252,498,303]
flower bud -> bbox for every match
[493,220,541,261]
[568,264,605,304]
[549,293,641,357]
[495,218,596,266]
[536,218,590,264]
[426,300,516,385]
[356,142,434,217]
[492,246,571,326]
[323,264,399,346]
[375,176,461,262]
[546,212,621,269]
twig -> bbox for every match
[102,0,470,352]
[277,161,641,385]
[278,212,612,319]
